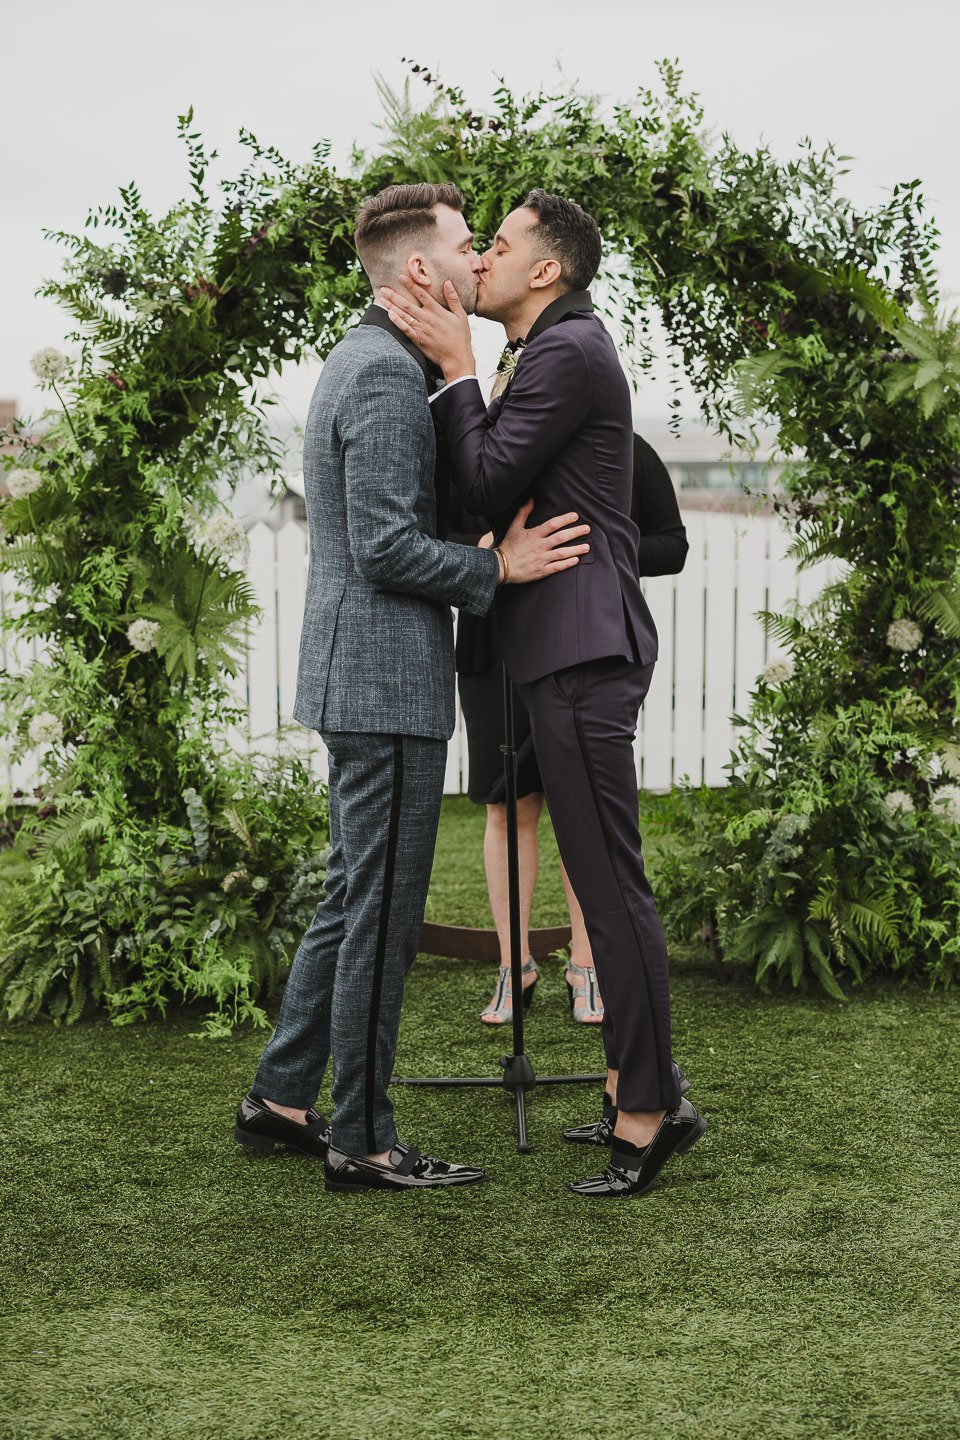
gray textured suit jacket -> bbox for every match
[292,319,499,741]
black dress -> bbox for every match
[450,433,689,805]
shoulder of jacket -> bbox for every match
[348,327,424,372]
[340,334,428,402]
[527,315,597,360]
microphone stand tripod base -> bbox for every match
[391,672,601,1154]
[500,1052,536,1153]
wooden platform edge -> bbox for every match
[419,922,573,963]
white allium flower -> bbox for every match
[30,347,69,383]
[126,618,161,653]
[6,468,43,499]
[882,790,915,818]
[930,784,960,826]
[28,711,63,747]
[202,514,249,563]
[761,657,795,687]
[886,617,922,653]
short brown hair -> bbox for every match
[522,189,602,292]
[354,182,464,279]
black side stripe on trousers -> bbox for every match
[570,669,674,1108]
[365,735,405,1153]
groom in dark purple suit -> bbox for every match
[383,190,706,1198]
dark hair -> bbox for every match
[354,182,464,276]
[521,189,602,292]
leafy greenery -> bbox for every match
[2,62,958,1016]
[0,753,327,1035]
[0,114,337,1029]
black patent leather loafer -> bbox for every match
[569,1098,707,1198]
[562,1112,617,1146]
[234,1091,331,1158]
[562,1066,691,1147]
[324,1139,487,1192]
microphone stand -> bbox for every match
[393,669,602,1154]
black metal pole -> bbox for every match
[503,678,524,1062]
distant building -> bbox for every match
[231,416,784,526]
[636,420,783,514]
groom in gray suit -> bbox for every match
[235,183,590,1191]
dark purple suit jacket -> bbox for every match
[430,294,659,684]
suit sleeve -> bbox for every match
[430,328,592,516]
[632,434,689,577]
[340,352,499,617]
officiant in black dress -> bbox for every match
[448,432,689,1026]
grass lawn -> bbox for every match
[2,795,958,1440]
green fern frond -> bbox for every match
[730,351,797,416]
[842,899,900,949]
[31,804,106,860]
[917,583,960,639]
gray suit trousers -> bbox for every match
[253,732,446,1154]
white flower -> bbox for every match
[886,618,922,653]
[30,347,69,383]
[761,657,795,687]
[28,711,63,747]
[126,618,161,653]
[930,784,960,826]
[882,789,915,818]
[202,514,249,564]
[6,468,43,499]
[221,868,251,894]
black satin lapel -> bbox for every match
[524,289,594,343]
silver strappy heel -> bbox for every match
[480,957,539,1025]
[564,960,604,1024]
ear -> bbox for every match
[404,251,433,291]
[529,257,563,292]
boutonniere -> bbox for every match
[491,338,527,397]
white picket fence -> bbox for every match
[2,510,839,795]
[230,510,838,792]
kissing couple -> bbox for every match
[234,181,706,1199]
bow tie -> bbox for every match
[490,337,527,399]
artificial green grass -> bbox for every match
[2,796,958,1440]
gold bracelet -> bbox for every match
[494,546,509,584]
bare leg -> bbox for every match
[603,1066,664,1147]
[484,794,542,969]
[561,860,594,967]
[561,860,603,1022]
[481,794,542,1020]
[262,1099,308,1124]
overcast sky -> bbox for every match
[3,0,959,427]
